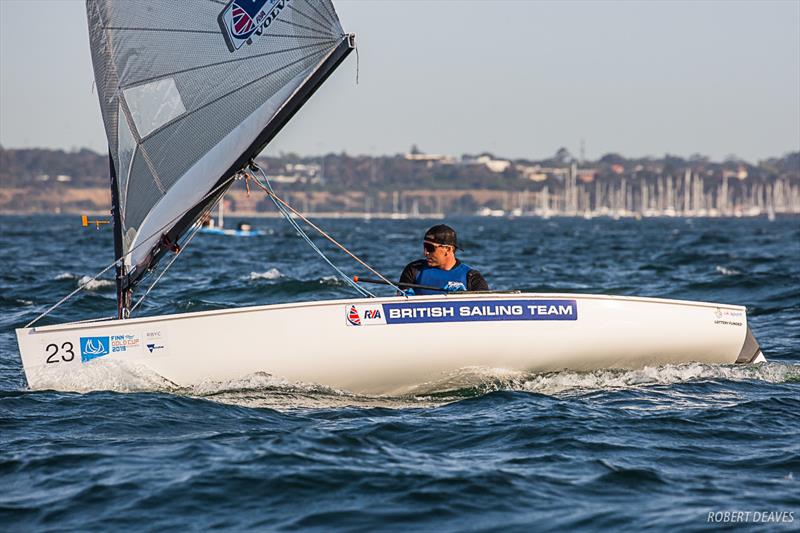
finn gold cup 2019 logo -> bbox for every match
[218,0,288,52]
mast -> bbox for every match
[109,154,131,318]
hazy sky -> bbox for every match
[1,0,798,162]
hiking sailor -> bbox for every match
[399,224,489,295]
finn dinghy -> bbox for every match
[16,0,764,395]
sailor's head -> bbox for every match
[423,224,459,267]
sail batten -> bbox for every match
[87,0,353,309]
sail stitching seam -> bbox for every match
[121,40,337,92]
[105,27,221,35]
[138,144,168,195]
[319,1,339,30]
[117,98,144,214]
[119,93,168,195]
[135,45,334,144]
[274,18,332,38]
[305,2,336,29]
[286,5,334,34]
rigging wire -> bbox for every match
[25,176,235,328]
[250,168,372,297]
[130,207,207,315]
[249,166,406,297]
[24,261,122,329]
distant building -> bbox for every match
[404,152,456,164]
[722,167,748,180]
[462,154,511,173]
[518,164,569,182]
[577,169,597,183]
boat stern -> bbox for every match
[736,327,766,364]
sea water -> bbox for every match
[1,215,798,531]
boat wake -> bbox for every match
[25,360,799,409]
[405,362,798,398]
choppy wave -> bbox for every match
[77,276,115,290]
[715,265,742,276]
[248,267,283,280]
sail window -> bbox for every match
[123,78,186,138]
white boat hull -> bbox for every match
[16,293,764,395]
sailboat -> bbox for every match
[16,0,765,395]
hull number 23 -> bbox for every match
[45,342,75,364]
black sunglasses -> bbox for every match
[423,241,450,253]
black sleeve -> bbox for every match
[400,261,422,285]
[467,269,489,291]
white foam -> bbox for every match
[24,359,798,409]
[406,362,798,398]
[78,276,115,290]
[715,265,742,276]
[520,362,795,396]
[319,275,346,286]
[248,268,283,280]
[26,360,178,393]
[55,272,75,280]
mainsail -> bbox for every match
[86,0,354,315]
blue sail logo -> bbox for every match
[79,336,110,362]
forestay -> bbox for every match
[86,0,353,302]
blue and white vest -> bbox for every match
[414,262,471,295]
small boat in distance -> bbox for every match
[198,197,265,237]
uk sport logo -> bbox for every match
[218,0,288,52]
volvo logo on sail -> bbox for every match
[218,0,289,52]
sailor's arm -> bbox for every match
[399,262,420,295]
[467,269,489,291]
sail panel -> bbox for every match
[123,150,164,245]
[87,0,351,283]
[128,61,319,270]
[116,105,136,219]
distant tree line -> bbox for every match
[1,145,798,193]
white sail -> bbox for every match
[86,0,353,294]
